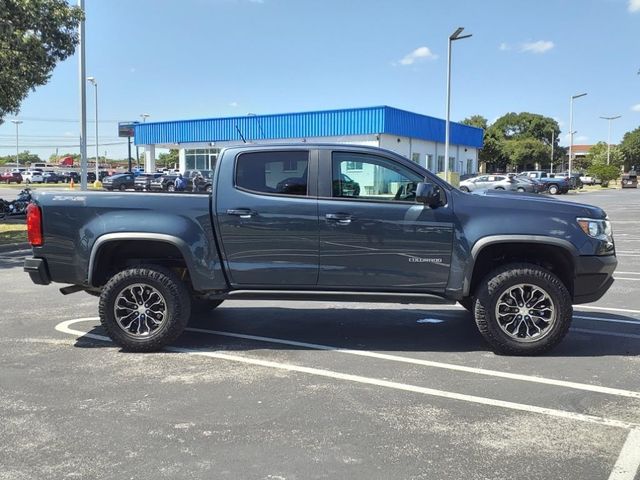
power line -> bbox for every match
[0,141,127,148]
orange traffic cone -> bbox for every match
[69,178,75,190]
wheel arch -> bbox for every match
[88,233,196,288]
[464,236,578,298]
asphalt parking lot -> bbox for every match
[1,189,640,480]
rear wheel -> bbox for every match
[473,263,572,355]
[98,265,191,352]
[517,187,526,193]
[459,186,470,192]
[548,184,559,195]
[167,183,175,192]
[119,184,126,191]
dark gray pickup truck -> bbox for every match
[24,144,617,355]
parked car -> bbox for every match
[459,175,517,192]
[134,173,164,191]
[42,171,61,184]
[184,169,214,192]
[509,176,541,193]
[0,171,22,184]
[59,171,80,183]
[25,143,618,356]
[102,173,135,191]
[22,170,44,184]
[552,172,583,189]
[517,171,570,195]
[621,171,637,188]
[149,174,178,192]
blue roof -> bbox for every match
[134,106,483,148]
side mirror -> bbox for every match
[416,182,441,207]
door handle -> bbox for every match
[325,213,352,225]
[227,208,254,219]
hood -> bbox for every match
[463,189,606,218]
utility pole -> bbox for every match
[78,0,88,190]
[599,115,621,165]
[10,120,23,168]
[550,130,555,174]
[87,77,99,181]
[444,27,472,181]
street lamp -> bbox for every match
[444,27,472,181]
[138,113,150,169]
[568,92,587,177]
[599,115,621,165]
[87,76,99,181]
[10,120,23,168]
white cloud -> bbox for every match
[499,42,510,51]
[397,46,438,66]
[632,104,640,112]
[520,40,554,54]
[629,0,640,13]
[229,101,238,108]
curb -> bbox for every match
[0,242,30,253]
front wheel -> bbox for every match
[548,184,559,195]
[98,265,191,352]
[459,186,470,192]
[516,187,525,193]
[473,263,572,355]
[494,187,505,191]
[167,183,175,192]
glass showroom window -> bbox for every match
[185,148,220,170]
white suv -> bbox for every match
[22,170,44,183]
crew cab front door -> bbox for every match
[215,149,319,286]
[317,150,454,291]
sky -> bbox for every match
[1,0,639,160]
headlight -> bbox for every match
[577,217,613,241]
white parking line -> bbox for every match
[614,277,640,281]
[56,318,640,400]
[616,272,640,276]
[608,429,640,480]
[55,318,639,431]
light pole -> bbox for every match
[444,27,472,181]
[87,76,99,181]
[10,120,23,168]
[138,113,150,169]
[550,130,555,174]
[78,0,87,190]
[599,115,621,165]
[568,93,587,176]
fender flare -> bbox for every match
[87,232,195,287]
[462,235,579,297]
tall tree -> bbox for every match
[620,126,640,170]
[461,115,506,170]
[588,141,624,168]
[0,0,84,123]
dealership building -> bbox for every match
[133,105,483,175]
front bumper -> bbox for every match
[573,254,617,304]
[24,257,51,286]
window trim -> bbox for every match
[233,150,315,199]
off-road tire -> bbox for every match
[473,263,572,355]
[98,265,191,352]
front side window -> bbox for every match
[332,152,423,202]
[236,151,309,196]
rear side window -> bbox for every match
[236,151,309,196]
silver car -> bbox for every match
[459,174,517,193]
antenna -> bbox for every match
[234,124,247,143]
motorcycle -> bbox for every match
[0,188,32,217]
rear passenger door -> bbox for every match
[215,149,319,286]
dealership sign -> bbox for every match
[118,121,139,138]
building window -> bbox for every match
[467,158,474,174]
[185,148,220,171]
[426,154,434,171]
[437,155,444,172]
[449,157,456,172]
[346,161,363,171]
[282,159,298,172]
[411,153,420,164]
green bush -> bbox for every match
[587,164,620,187]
